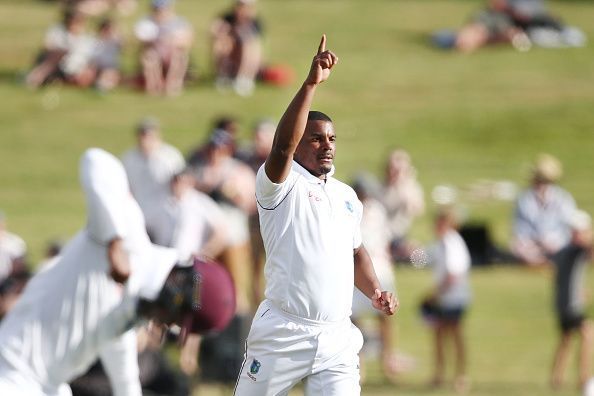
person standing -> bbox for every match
[512,153,593,391]
[424,207,471,392]
[233,35,397,396]
[122,117,185,231]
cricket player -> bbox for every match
[0,148,235,396]
[233,35,398,396]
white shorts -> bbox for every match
[234,300,364,396]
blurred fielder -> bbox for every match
[0,148,235,396]
[233,35,398,396]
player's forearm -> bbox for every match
[265,82,317,182]
[354,246,382,299]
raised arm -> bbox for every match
[264,34,338,183]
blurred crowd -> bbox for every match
[1,112,592,393]
[26,0,293,96]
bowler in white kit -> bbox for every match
[233,35,398,396]
[0,148,235,396]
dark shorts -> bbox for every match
[558,313,584,333]
[420,300,466,324]
[437,306,467,323]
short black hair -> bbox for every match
[308,111,332,123]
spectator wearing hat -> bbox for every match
[133,0,194,96]
[512,153,576,266]
[122,117,185,230]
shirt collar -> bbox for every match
[292,160,335,184]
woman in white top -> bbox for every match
[425,207,471,392]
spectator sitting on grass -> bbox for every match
[26,8,97,88]
[90,18,123,92]
[211,0,263,96]
[431,0,585,52]
[134,0,194,96]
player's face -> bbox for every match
[294,120,336,179]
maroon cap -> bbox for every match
[183,258,236,335]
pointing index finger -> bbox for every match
[317,34,326,54]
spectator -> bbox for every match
[236,118,275,173]
[511,153,593,390]
[187,115,240,166]
[122,117,186,230]
[382,149,425,263]
[505,0,586,48]
[134,0,194,96]
[432,0,586,52]
[25,8,97,88]
[512,154,575,266]
[423,207,472,392]
[211,0,263,96]
[90,18,123,92]
[235,118,276,306]
[549,210,593,393]
[188,129,256,314]
[148,170,228,262]
[0,211,26,285]
[350,173,400,383]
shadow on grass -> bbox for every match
[0,69,26,85]
[360,378,573,396]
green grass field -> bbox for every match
[1,1,594,395]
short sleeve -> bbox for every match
[444,232,471,276]
[353,198,363,249]
[80,148,132,244]
[44,25,68,50]
[255,164,299,210]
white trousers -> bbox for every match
[234,300,364,396]
[0,364,71,396]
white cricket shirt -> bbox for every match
[256,161,363,322]
[429,229,471,308]
[0,149,178,396]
